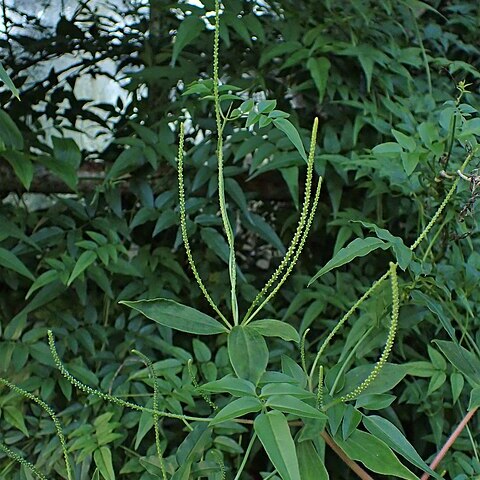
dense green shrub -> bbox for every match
[1,1,480,479]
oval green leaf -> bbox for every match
[202,374,256,397]
[209,396,262,426]
[249,320,300,343]
[228,325,269,385]
[372,142,402,155]
[120,298,228,335]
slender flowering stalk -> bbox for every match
[177,123,230,328]
[410,152,474,251]
[309,150,475,392]
[339,262,399,403]
[317,365,324,410]
[212,450,227,480]
[300,328,310,374]
[188,359,218,410]
[0,377,73,480]
[48,331,212,423]
[308,270,390,389]
[132,350,167,480]
[242,118,319,324]
[245,175,323,325]
[0,443,48,480]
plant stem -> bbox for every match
[329,326,374,396]
[213,0,238,325]
[233,432,257,480]
[321,431,374,480]
[233,418,373,480]
[412,11,432,96]
[420,407,478,480]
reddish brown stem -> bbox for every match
[321,431,375,480]
[235,418,373,479]
[420,407,478,480]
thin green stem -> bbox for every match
[458,403,479,462]
[233,432,257,480]
[410,153,473,251]
[412,12,432,96]
[213,0,238,325]
[177,123,230,328]
[421,217,449,263]
[188,359,218,410]
[263,470,279,480]
[300,328,310,374]
[444,113,457,170]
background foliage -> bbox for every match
[1,0,480,479]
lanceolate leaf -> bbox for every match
[120,298,228,335]
[0,109,23,149]
[209,396,262,426]
[260,383,313,400]
[254,411,301,480]
[67,250,97,286]
[433,340,480,385]
[363,415,441,479]
[272,118,307,162]
[202,374,257,397]
[352,220,412,270]
[0,247,35,280]
[309,237,388,285]
[171,16,204,66]
[297,441,329,480]
[249,320,300,343]
[0,62,20,99]
[94,447,115,480]
[306,57,331,104]
[228,325,269,385]
[3,151,33,190]
[265,395,327,420]
[334,430,418,480]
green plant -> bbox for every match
[2,1,480,479]
[5,2,478,479]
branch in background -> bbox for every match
[0,163,294,201]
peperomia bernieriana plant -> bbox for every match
[1,1,479,479]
